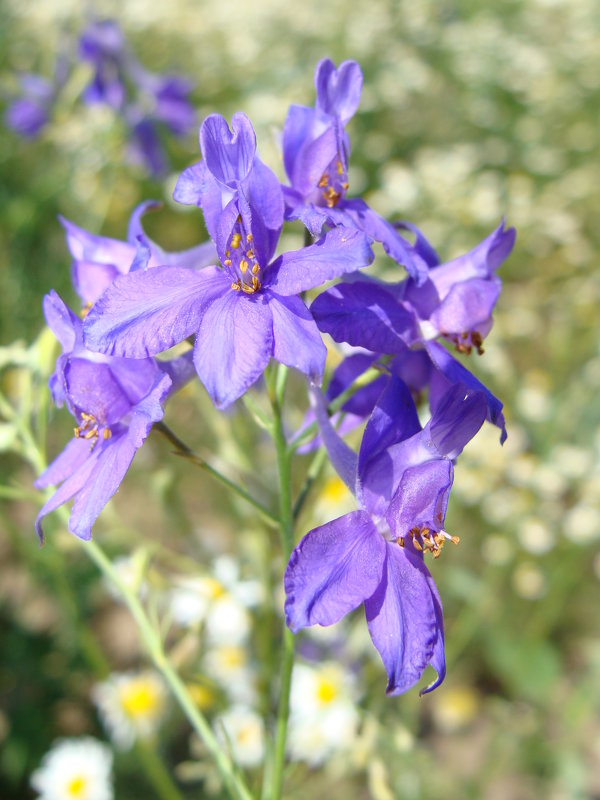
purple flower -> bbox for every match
[79,20,128,109]
[34,291,172,541]
[83,113,374,409]
[61,201,216,308]
[285,378,487,695]
[5,74,53,137]
[79,19,196,176]
[282,59,425,284]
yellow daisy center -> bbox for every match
[120,679,160,718]
[316,676,339,706]
[66,775,87,798]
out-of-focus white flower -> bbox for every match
[203,645,257,705]
[214,706,265,767]
[287,662,359,766]
[92,671,167,750]
[168,555,263,632]
[30,737,113,800]
[168,576,225,628]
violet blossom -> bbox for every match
[83,112,374,409]
[61,200,216,308]
[285,377,487,695]
[282,58,426,284]
[34,291,172,541]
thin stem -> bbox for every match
[267,367,296,800]
[85,540,255,800]
[292,446,328,521]
[155,421,278,528]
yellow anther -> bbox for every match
[412,538,423,552]
[251,276,260,290]
[103,428,112,440]
[318,174,329,188]
[246,233,253,242]
[252,264,260,275]
[84,428,97,440]
[451,535,460,545]
[224,259,232,267]
[246,249,254,259]
[240,260,249,273]
[230,233,242,249]
[80,302,93,319]
[225,250,231,257]
[231,281,241,291]
[336,160,343,175]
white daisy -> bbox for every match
[214,706,265,768]
[287,662,359,766]
[31,737,113,800]
[91,671,167,750]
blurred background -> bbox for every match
[1,0,599,798]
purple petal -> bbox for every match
[265,227,374,296]
[429,278,501,336]
[106,357,159,406]
[60,215,135,271]
[5,97,49,137]
[71,261,120,306]
[173,162,208,206]
[358,376,421,485]
[244,157,284,266]
[34,436,94,490]
[428,221,516,298]
[69,372,170,540]
[365,543,445,696]
[43,291,79,352]
[64,359,132,425]
[35,444,102,541]
[83,266,226,358]
[311,280,417,353]
[394,221,440,268]
[315,59,363,123]
[282,106,338,197]
[192,291,273,409]
[161,351,196,396]
[386,460,453,540]
[428,383,487,458]
[284,510,385,631]
[310,386,358,493]
[342,199,429,285]
[268,293,326,383]
[425,340,506,442]
[200,113,256,188]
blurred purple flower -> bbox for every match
[5,74,54,137]
[83,113,374,409]
[285,378,487,695]
[34,291,172,541]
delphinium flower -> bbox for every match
[83,112,375,409]
[92,671,168,750]
[282,58,425,284]
[287,661,359,766]
[306,220,516,445]
[5,55,68,138]
[79,19,195,176]
[34,291,172,541]
[285,377,488,695]
[30,737,113,800]
[5,74,55,138]
[61,200,216,310]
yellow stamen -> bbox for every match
[251,264,260,275]
[230,233,242,249]
[231,281,241,291]
[240,259,249,273]
[246,249,254,259]
[224,258,232,267]
[80,302,93,319]
[336,160,343,175]
[246,233,253,243]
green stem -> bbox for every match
[155,421,278,528]
[85,540,255,800]
[267,367,296,800]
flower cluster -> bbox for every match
[5,19,195,176]
[36,58,514,696]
